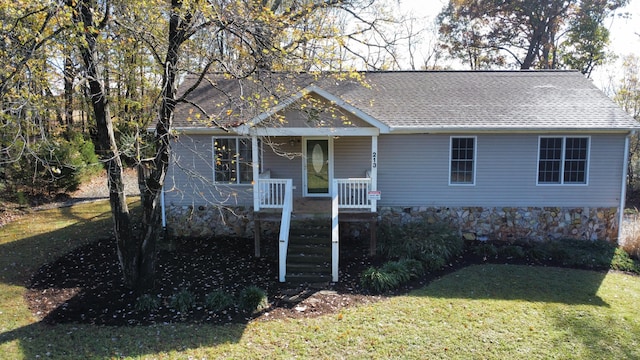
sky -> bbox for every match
[396,0,640,88]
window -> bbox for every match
[450,137,476,185]
[212,137,259,184]
[537,136,589,185]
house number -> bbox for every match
[372,151,377,168]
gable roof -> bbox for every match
[172,70,639,134]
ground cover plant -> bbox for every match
[1,201,640,358]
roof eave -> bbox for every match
[387,127,639,134]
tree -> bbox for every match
[62,0,403,290]
[614,55,640,188]
[437,0,629,72]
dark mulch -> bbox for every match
[25,236,397,326]
[25,234,626,327]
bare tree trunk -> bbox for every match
[64,55,74,129]
[71,0,141,289]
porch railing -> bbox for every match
[278,179,293,282]
[256,178,289,210]
[335,178,374,211]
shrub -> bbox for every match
[238,286,268,313]
[205,290,235,312]
[611,247,640,274]
[529,239,618,269]
[360,266,400,293]
[397,258,425,278]
[2,133,102,196]
[380,261,411,284]
[360,259,425,294]
[169,289,196,313]
[134,294,160,312]
[470,243,498,258]
[378,221,463,269]
[497,245,526,259]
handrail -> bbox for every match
[331,179,339,282]
[278,179,293,282]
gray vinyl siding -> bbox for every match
[168,133,626,208]
[334,137,371,178]
[377,133,625,208]
[164,134,253,207]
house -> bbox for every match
[159,70,638,282]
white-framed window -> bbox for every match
[212,137,260,184]
[449,136,476,185]
[537,136,589,185]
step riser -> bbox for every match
[285,220,332,284]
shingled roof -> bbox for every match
[172,70,639,133]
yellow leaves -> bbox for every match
[226,109,234,116]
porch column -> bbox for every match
[252,135,260,211]
[252,134,261,257]
[370,135,378,212]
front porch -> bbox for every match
[252,176,378,283]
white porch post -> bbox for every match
[370,135,378,212]
[252,135,260,211]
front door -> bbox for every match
[304,138,333,197]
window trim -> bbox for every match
[536,135,590,186]
[211,136,261,186]
[449,136,477,186]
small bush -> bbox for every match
[530,239,615,269]
[205,290,235,312]
[380,261,411,284]
[397,258,425,278]
[497,245,526,259]
[360,259,425,294]
[360,266,400,293]
[239,286,268,313]
[471,243,498,258]
[611,247,640,274]
[135,294,160,312]
[378,221,463,269]
[169,289,196,313]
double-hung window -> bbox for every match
[537,136,589,185]
[450,136,476,185]
[212,137,259,184]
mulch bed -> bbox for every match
[25,236,398,326]
[25,233,630,327]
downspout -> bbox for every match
[618,131,634,242]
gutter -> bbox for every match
[618,131,635,243]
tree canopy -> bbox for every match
[437,0,629,74]
[0,0,411,290]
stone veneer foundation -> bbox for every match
[166,205,619,242]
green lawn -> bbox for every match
[1,201,639,359]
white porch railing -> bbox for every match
[278,179,293,282]
[256,178,289,210]
[255,176,375,283]
[254,177,293,282]
[335,178,374,211]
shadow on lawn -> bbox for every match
[0,321,247,358]
[0,201,249,358]
[416,263,610,306]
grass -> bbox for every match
[1,201,640,359]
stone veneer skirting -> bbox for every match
[166,205,619,242]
